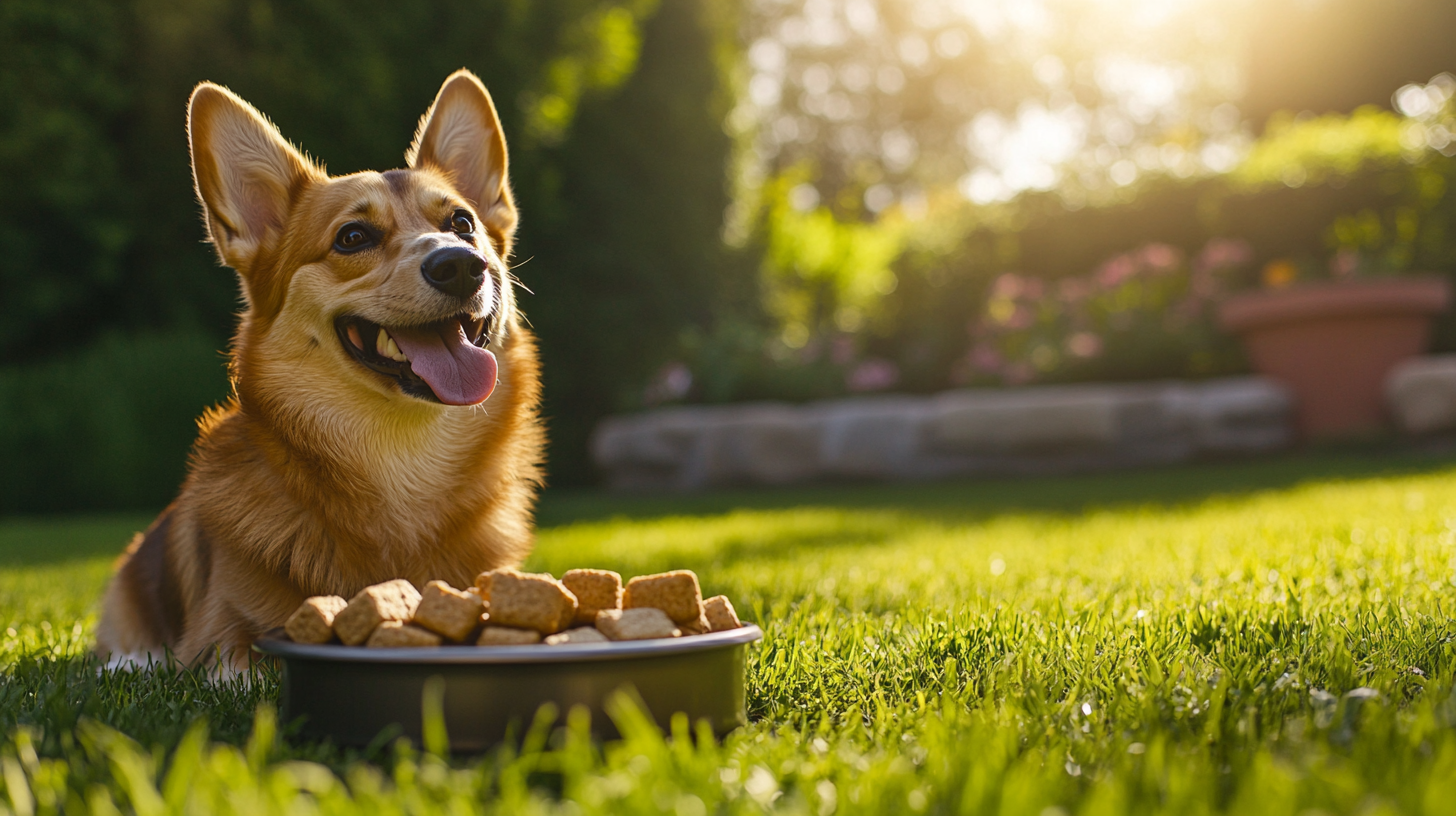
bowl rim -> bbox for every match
[253,624,763,665]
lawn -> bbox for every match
[4,451,1456,814]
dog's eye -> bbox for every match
[449,211,474,235]
[334,223,377,253]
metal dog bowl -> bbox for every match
[254,624,762,750]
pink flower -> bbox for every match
[1140,243,1180,272]
[1188,269,1219,300]
[970,344,1004,372]
[1058,278,1092,302]
[1194,238,1253,274]
[1096,254,1138,288]
[991,273,1025,299]
[1330,249,1360,279]
[643,362,693,405]
[1065,332,1103,358]
[847,359,900,392]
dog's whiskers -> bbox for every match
[506,272,534,295]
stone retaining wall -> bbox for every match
[591,377,1293,491]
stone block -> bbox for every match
[591,408,711,490]
[680,404,821,489]
[926,387,1120,455]
[815,396,928,479]
[1184,377,1294,453]
[1387,355,1456,434]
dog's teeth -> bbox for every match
[375,328,390,357]
[385,335,407,362]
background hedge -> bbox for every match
[0,0,744,509]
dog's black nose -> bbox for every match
[421,246,486,301]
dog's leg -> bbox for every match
[95,508,185,662]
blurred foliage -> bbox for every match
[0,331,228,513]
[0,0,743,507]
[759,170,907,343]
[730,0,1250,218]
[962,240,1253,386]
[1234,107,1412,188]
[660,88,1456,404]
[517,0,753,483]
[7,1,1456,506]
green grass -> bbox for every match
[5,451,1456,813]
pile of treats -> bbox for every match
[283,568,743,648]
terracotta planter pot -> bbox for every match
[1218,277,1452,437]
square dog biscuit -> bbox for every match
[703,595,742,631]
[595,608,680,641]
[334,579,422,645]
[413,580,486,642]
[623,570,702,623]
[545,627,610,645]
[477,625,543,645]
[474,568,510,602]
[284,595,347,644]
[366,621,442,648]
[678,612,711,636]
[561,569,623,626]
[488,571,578,634]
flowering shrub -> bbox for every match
[959,239,1255,385]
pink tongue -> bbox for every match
[389,322,498,406]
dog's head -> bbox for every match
[188,71,517,408]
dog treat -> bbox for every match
[545,627,610,645]
[413,580,486,642]
[333,579,422,645]
[473,569,502,602]
[560,568,623,626]
[703,595,742,631]
[284,595,348,644]
[281,566,747,650]
[366,621,443,648]
[679,613,711,636]
[487,571,578,634]
[623,570,703,623]
[595,608,681,641]
[476,625,543,645]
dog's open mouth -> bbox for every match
[334,313,497,405]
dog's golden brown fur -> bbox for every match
[95,71,544,671]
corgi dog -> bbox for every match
[95,70,544,672]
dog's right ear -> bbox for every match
[188,83,320,274]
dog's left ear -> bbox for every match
[407,70,517,256]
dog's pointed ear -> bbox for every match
[189,82,320,273]
[407,70,517,255]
